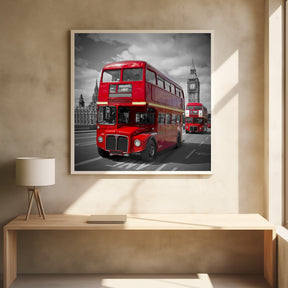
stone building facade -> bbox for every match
[74,79,98,130]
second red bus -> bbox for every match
[185,102,208,134]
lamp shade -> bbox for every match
[16,157,55,186]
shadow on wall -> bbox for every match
[64,49,241,216]
[66,49,242,216]
[67,0,271,216]
[0,0,272,219]
[50,45,254,214]
[0,1,278,282]
[0,159,24,283]
[1,42,263,218]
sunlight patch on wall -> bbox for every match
[212,50,239,212]
[65,51,241,215]
[267,3,284,225]
[64,179,146,215]
[63,180,129,215]
[213,50,239,115]
[64,183,100,215]
[102,274,213,288]
[269,6,283,99]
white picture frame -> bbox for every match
[71,30,213,175]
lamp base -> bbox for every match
[26,187,46,220]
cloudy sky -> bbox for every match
[74,32,211,112]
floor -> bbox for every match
[5,274,271,288]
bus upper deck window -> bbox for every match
[165,81,171,92]
[157,76,164,89]
[171,85,175,94]
[123,68,143,81]
[146,69,156,85]
[102,70,121,82]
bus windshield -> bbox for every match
[102,70,121,82]
[123,68,143,81]
[118,107,155,125]
[185,117,203,124]
[194,118,203,124]
[118,107,130,124]
[98,106,116,125]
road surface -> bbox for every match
[74,130,211,172]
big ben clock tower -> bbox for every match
[187,61,200,103]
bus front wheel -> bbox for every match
[98,147,110,158]
[142,139,156,162]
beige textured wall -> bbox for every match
[0,0,265,274]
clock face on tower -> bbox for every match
[189,83,196,90]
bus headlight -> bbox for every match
[134,139,141,147]
[98,136,103,143]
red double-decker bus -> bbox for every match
[185,102,208,133]
[96,60,185,161]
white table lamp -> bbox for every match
[16,157,55,220]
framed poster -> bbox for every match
[71,31,212,174]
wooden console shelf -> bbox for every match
[3,214,276,288]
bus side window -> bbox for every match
[157,76,164,89]
[147,107,156,124]
[146,69,156,85]
[148,113,155,124]
[166,114,171,124]
[158,113,165,125]
[172,114,177,124]
[165,81,171,92]
[171,84,175,95]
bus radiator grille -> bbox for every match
[106,135,116,150]
[117,136,128,152]
[106,135,128,152]
[190,127,197,132]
